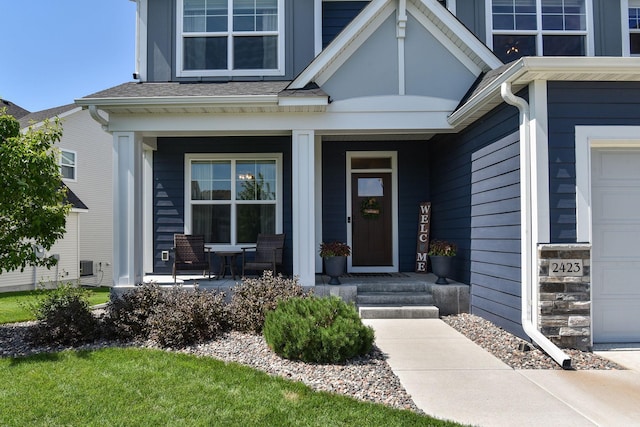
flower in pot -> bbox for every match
[427,240,457,284]
[319,242,351,285]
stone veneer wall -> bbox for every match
[538,244,592,351]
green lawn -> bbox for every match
[0,347,462,426]
[0,287,111,324]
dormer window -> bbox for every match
[177,0,284,77]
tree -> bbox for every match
[0,111,69,273]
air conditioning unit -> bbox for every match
[80,260,93,276]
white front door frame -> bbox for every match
[346,151,398,273]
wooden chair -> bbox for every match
[241,233,285,276]
[172,234,211,282]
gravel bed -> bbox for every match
[0,320,422,414]
[442,313,625,370]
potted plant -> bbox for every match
[428,240,457,284]
[319,241,351,285]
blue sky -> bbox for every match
[1,1,137,113]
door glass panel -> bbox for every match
[351,157,391,169]
[358,178,384,197]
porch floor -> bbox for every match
[142,271,449,289]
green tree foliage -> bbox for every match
[0,111,69,273]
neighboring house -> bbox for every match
[76,0,640,351]
[0,105,113,291]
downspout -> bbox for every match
[501,82,572,369]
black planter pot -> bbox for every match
[324,256,347,285]
[429,255,454,284]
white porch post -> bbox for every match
[112,132,144,286]
[292,130,317,286]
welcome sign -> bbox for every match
[415,202,431,273]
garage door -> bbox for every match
[592,148,640,343]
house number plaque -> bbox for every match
[548,259,583,277]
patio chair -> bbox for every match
[172,234,211,282]
[241,233,285,276]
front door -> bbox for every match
[347,153,397,272]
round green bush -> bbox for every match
[263,296,374,363]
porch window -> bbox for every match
[186,154,281,245]
[489,0,590,63]
[629,0,640,55]
[177,0,284,76]
[60,149,77,181]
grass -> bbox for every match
[0,287,111,324]
[0,347,462,426]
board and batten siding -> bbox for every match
[547,81,640,243]
[321,140,429,272]
[153,136,293,275]
[429,102,524,337]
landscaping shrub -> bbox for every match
[104,283,164,340]
[26,283,99,346]
[147,288,228,347]
[263,296,375,363]
[229,271,307,334]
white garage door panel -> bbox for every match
[593,264,640,296]
[595,191,640,221]
[595,302,640,342]
[592,148,640,343]
[593,228,640,258]
[595,151,640,180]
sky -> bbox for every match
[1,1,137,113]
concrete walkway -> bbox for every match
[363,319,640,427]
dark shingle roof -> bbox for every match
[1,99,30,119]
[81,81,292,99]
[64,185,88,210]
[18,104,78,128]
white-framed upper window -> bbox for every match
[177,0,285,77]
[488,0,593,63]
[627,0,640,56]
[60,149,77,181]
[185,153,282,247]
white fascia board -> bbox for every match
[106,110,453,133]
[289,0,393,89]
[278,96,329,107]
[75,95,280,109]
[448,57,640,127]
[71,207,89,213]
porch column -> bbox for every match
[112,132,144,286]
[292,130,316,286]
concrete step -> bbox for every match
[359,305,440,319]
[356,292,434,306]
[356,282,431,293]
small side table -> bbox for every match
[215,251,242,280]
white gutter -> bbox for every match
[501,81,572,370]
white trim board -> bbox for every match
[575,126,640,243]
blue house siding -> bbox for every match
[322,140,430,272]
[547,81,640,243]
[153,136,293,275]
[429,103,524,336]
[322,1,368,48]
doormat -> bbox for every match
[342,273,410,278]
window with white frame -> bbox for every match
[187,154,281,245]
[177,0,284,76]
[489,0,589,63]
[629,0,640,55]
[60,149,76,181]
